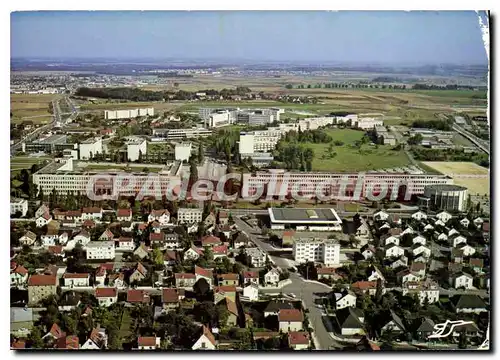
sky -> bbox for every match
[11,11,489,65]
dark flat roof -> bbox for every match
[269,208,341,224]
[425,184,468,192]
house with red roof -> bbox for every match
[136,336,160,350]
[81,327,108,350]
[95,287,118,307]
[195,266,214,287]
[117,208,132,222]
[242,271,259,286]
[184,246,204,261]
[175,273,196,288]
[63,273,90,287]
[217,273,239,287]
[214,285,237,303]
[148,209,170,226]
[28,275,58,305]
[127,289,150,304]
[351,281,380,296]
[149,232,165,248]
[161,288,181,311]
[54,335,79,350]
[288,331,310,350]
[192,326,217,350]
[11,265,29,287]
[201,235,222,247]
[116,236,134,251]
[212,244,228,259]
[82,207,103,221]
[36,212,52,228]
[278,309,304,332]
[129,263,148,283]
[43,323,66,341]
[99,229,114,241]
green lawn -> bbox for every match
[10,156,51,171]
[304,129,411,172]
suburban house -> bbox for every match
[410,262,426,277]
[184,246,204,261]
[397,269,422,284]
[99,229,114,241]
[373,210,389,221]
[201,235,222,247]
[63,273,90,287]
[212,245,228,259]
[95,287,118,307]
[82,207,103,221]
[415,318,436,340]
[148,209,170,225]
[401,226,414,236]
[55,335,80,350]
[11,265,29,287]
[356,221,370,239]
[242,271,259,286]
[246,248,267,267]
[350,281,381,296]
[334,291,357,310]
[317,267,342,281]
[161,288,181,312]
[214,285,237,303]
[129,263,148,283]
[218,211,229,226]
[435,219,446,227]
[264,300,295,317]
[469,258,485,273]
[116,208,132,222]
[436,211,452,223]
[192,326,217,350]
[452,235,467,248]
[288,331,310,350]
[242,284,259,302]
[217,273,239,286]
[195,266,214,287]
[116,237,135,251]
[383,235,400,246]
[385,244,405,258]
[27,275,58,305]
[164,233,180,249]
[278,309,304,333]
[412,235,426,246]
[388,256,408,269]
[451,294,488,314]
[360,244,376,260]
[264,268,280,287]
[134,243,149,259]
[449,272,474,290]
[136,337,161,350]
[412,245,431,258]
[175,273,196,289]
[163,250,179,266]
[411,211,427,221]
[380,310,406,336]
[448,228,459,237]
[460,218,470,227]
[220,298,239,327]
[402,281,440,304]
[335,307,365,336]
[473,217,484,227]
[19,231,37,246]
[127,289,151,304]
[367,266,385,283]
[460,244,476,257]
[36,212,52,228]
[43,322,65,341]
[81,327,108,350]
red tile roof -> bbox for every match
[66,210,82,217]
[28,274,57,286]
[351,281,377,290]
[164,250,178,261]
[48,245,63,255]
[201,326,216,346]
[201,235,221,246]
[82,207,102,214]
[195,265,213,279]
[11,339,26,349]
[138,337,158,347]
[151,209,169,217]
[162,288,179,303]
[127,289,150,303]
[288,331,309,345]
[469,258,484,267]
[49,323,66,339]
[278,309,304,322]
[95,287,117,298]
[317,267,337,275]
[150,232,165,242]
[13,265,28,275]
[135,262,148,276]
[118,236,133,242]
[483,222,490,232]
[56,335,79,349]
[243,271,258,278]
[212,244,228,255]
[82,219,96,228]
[117,208,132,217]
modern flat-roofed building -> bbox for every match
[243,169,453,201]
[79,137,102,160]
[175,142,192,162]
[126,138,147,162]
[11,198,28,217]
[268,208,343,232]
[239,152,274,167]
[293,238,340,266]
[206,111,233,128]
[22,134,69,154]
[421,184,468,212]
[152,127,212,141]
[104,108,154,120]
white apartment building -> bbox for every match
[206,111,233,128]
[175,142,192,162]
[79,137,103,160]
[10,198,28,217]
[238,130,282,154]
[242,169,454,200]
[63,273,90,287]
[402,281,440,305]
[177,208,203,224]
[152,127,212,141]
[293,238,340,266]
[126,138,147,162]
[354,117,384,130]
[245,247,268,268]
[86,241,116,260]
[104,108,154,120]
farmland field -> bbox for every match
[10,94,57,124]
[10,155,52,171]
[304,129,411,172]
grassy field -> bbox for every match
[10,156,52,171]
[11,94,57,124]
[302,129,411,172]
[422,161,489,196]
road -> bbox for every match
[452,124,490,155]
[233,216,342,349]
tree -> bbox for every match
[189,157,198,185]
[152,248,164,266]
[458,331,468,349]
[193,278,211,301]
[28,326,44,348]
[375,278,384,304]
[197,143,204,164]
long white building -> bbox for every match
[86,241,115,260]
[104,108,154,120]
[127,138,147,162]
[152,127,212,141]
[244,169,454,200]
[293,238,341,266]
[177,208,203,224]
[11,198,28,217]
